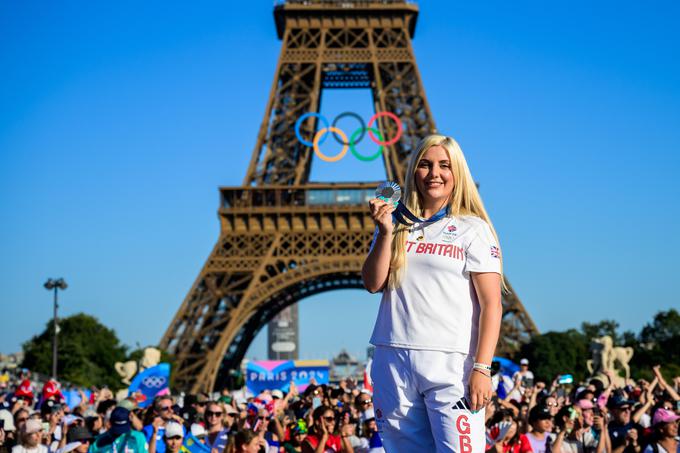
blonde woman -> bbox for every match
[362,134,503,452]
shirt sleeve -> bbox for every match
[464,220,502,274]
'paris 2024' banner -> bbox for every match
[246,360,329,395]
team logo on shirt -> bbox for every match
[447,225,457,232]
[441,224,458,243]
[490,245,500,259]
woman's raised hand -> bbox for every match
[368,198,395,235]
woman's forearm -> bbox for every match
[361,232,392,293]
[472,272,502,365]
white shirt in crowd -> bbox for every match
[526,432,555,453]
[12,445,49,453]
[642,442,680,453]
[369,215,501,356]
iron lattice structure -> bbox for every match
[160,0,538,392]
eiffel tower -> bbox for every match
[160,0,538,392]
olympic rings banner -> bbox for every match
[246,360,329,395]
[128,363,171,408]
[295,111,403,163]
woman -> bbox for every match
[643,408,679,453]
[226,430,266,453]
[362,134,503,452]
[301,406,353,453]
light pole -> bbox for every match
[44,278,67,379]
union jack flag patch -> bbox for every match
[490,246,500,258]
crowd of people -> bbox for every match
[0,361,678,453]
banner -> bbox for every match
[246,360,328,395]
[128,363,171,408]
[182,433,210,453]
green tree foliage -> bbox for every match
[517,310,680,384]
[517,329,589,383]
[22,313,127,389]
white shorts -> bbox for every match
[370,345,486,453]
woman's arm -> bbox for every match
[361,199,394,293]
[469,272,503,412]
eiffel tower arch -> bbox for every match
[160,0,538,392]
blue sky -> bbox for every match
[1,1,679,363]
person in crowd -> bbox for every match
[11,419,47,453]
[90,407,148,452]
[283,420,307,453]
[204,401,230,453]
[225,430,266,453]
[143,395,184,453]
[608,395,644,453]
[509,359,535,402]
[302,405,353,453]
[0,410,17,450]
[149,421,184,453]
[642,408,679,453]
[56,426,94,453]
[362,134,503,452]
[526,405,555,453]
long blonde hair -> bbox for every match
[388,134,505,290]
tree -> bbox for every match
[630,309,680,381]
[22,313,128,389]
[517,329,589,383]
[581,320,621,344]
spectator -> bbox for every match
[56,426,94,453]
[149,421,183,453]
[204,402,229,453]
[143,396,183,453]
[526,405,555,453]
[11,419,47,453]
[642,408,679,453]
[301,405,353,453]
[608,395,643,453]
[283,420,307,453]
[0,410,16,450]
[226,430,268,453]
[90,407,148,452]
[573,399,610,453]
[509,359,535,402]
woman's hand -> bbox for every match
[368,199,395,235]
[468,370,492,412]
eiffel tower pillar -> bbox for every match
[160,1,537,393]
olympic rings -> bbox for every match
[295,111,402,163]
[368,111,403,146]
[331,111,366,146]
[350,127,383,162]
[295,113,330,147]
[142,376,167,388]
[313,127,349,162]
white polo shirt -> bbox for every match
[369,215,501,356]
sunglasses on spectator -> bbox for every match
[16,417,28,423]
[195,402,207,407]
[360,399,372,405]
[323,416,336,422]
[545,402,558,407]
[158,406,173,412]
[206,411,223,417]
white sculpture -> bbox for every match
[587,335,634,387]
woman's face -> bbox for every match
[414,145,454,209]
[504,421,518,442]
[165,437,183,453]
[242,437,260,453]
[661,421,678,438]
[319,410,336,432]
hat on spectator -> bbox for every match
[15,379,34,400]
[41,399,63,416]
[607,395,635,409]
[271,390,284,400]
[360,408,375,422]
[109,407,131,436]
[224,405,238,416]
[67,426,94,444]
[24,419,43,434]
[62,415,83,427]
[652,408,680,426]
[520,358,529,365]
[42,380,64,402]
[529,405,552,423]
[117,398,137,412]
[576,399,595,410]
[190,423,206,438]
[164,422,184,438]
[0,409,15,431]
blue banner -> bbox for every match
[246,360,329,395]
[128,363,171,408]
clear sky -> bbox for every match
[1,1,679,363]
